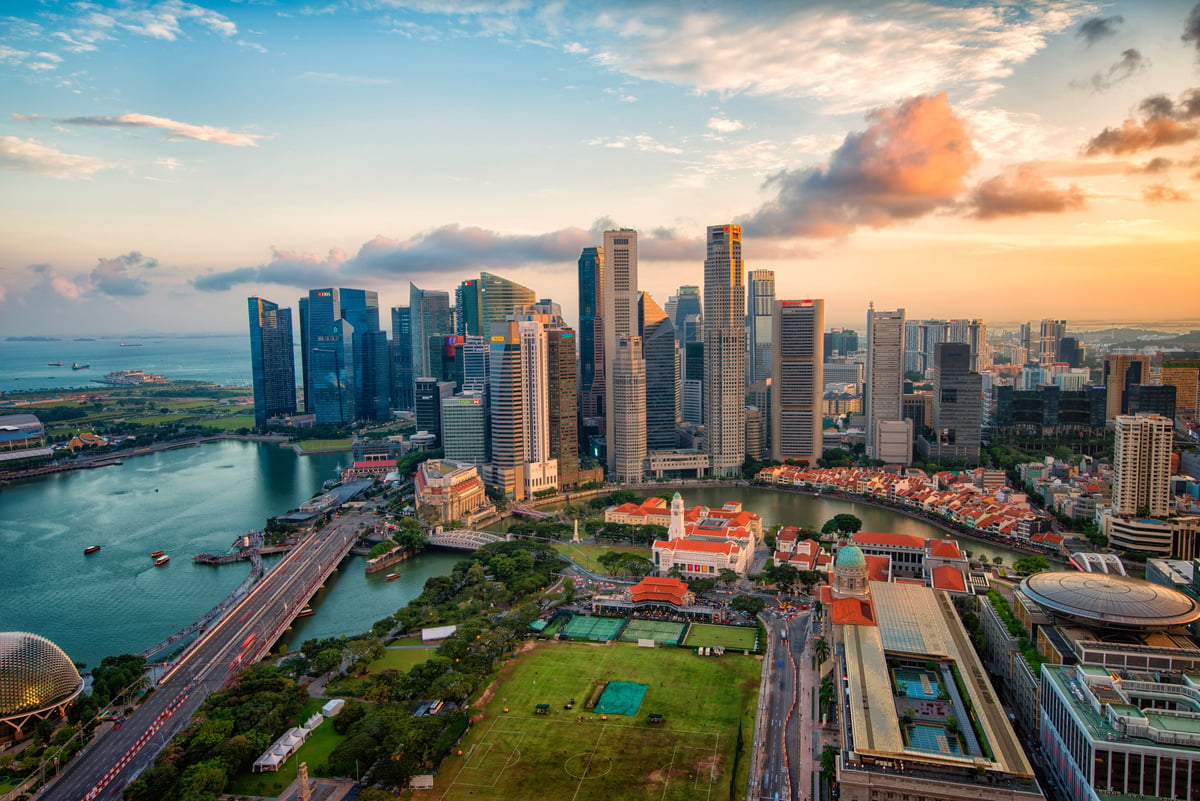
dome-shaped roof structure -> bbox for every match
[836,543,866,569]
[0,632,83,719]
[1020,572,1200,632]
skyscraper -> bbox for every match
[309,317,355,424]
[681,341,704,426]
[919,342,982,465]
[247,297,297,428]
[480,272,535,330]
[947,318,987,373]
[641,292,678,452]
[455,278,482,336]
[1103,354,1151,420]
[577,246,605,419]
[545,320,580,489]
[390,306,413,411]
[603,229,644,479]
[770,299,824,465]
[865,305,906,460]
[414,378,454,446]
[1162,355,1200,416]
[302,287,382,425]
[1114,414,1173,518]
[703,224,746,478]
[409,283,451,380]
[1039,319,1067,364]
[747,269,775,387]
[669,285,702,345]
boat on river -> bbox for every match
[385,573,401,581]
[72,362,90,370]
[154,555,170,566]
[84,545,101,554]
[297,605,314,617]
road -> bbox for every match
[40,512,370,801]
[758,608,812,801]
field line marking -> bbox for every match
[570,722,609,801]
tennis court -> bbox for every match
[595,681,649,715]
[561,615,627,642]
[618,619,688,645]
[682,623,758,651]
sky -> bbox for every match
[1,0,1199,336]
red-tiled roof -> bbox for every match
[931,565,967,593]
[865,554,891,582]
[927,539,962,559]
[777,526,799,542]
[630,575,689,605]
[654,539,737,555]
[854,532,926,549]
[830,597,877,626]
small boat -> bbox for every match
[297,605,314,617]
[84,545,101,554]
[150,550,165,558]
[385,573,401,581]
[72,362,90,370]
[154,555,170,566]
[48,361,63,366]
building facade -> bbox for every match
[746,268,775,387]
[577,246,605,419]
[603,229,643,478]
[248,296,297,428]
[865,305,906,461]
[1114,413,1173,518]
[703,224,746,477]
[770,299,824,465]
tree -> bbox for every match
[993,556,1004,566]
[814,637,830,663]
[821,513,862,535]
[731,595,765,616]
[1013,555,1050,575]
[820,745,837,778]
[718,568,740,586]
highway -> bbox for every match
[40,511,370,801]
[758,609,812,801]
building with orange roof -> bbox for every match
[650,492,759,577]
[627,576,695,607]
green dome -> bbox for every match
[835,544,866,569]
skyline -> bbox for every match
[2,0,1200,336]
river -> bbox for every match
[0,440,459,667]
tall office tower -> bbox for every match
[486,320,525,498]
[1103,354,1152,420]
[603,229,642,476]
[356,329,391,421]
[747,379,771,459]
[919,320,949,376]
[1127,384,1177,420]
[947,319,987,373]
[247,297,297,428]
[1018,322,1034,364]
[922,342,982,465]
[409,283,451,380]
[824,328,859,357]
[770,299,824,465]
[480,272,536,330]
[640,293,679,452]
[865,304,906,459]
[903,320,922,374]
[577,246,605,418]
[302,287,381,424]
[681,341,704,426]
[1039,319,1067,364]
[703,224,746,477]
[309,317,355,424]
[1162,354,1200,416]
[1057,336,1083,368]
[1113,414,1173,518]
[390,307,414,410]
[669,285,703,345]
[442,392,488,465]
[610,336,647,482]
[455,278,482,336]
[426,334,466,391]
[414,378,455,445]
[545,319,579,489]
[461,335,489,394]
[746,269,775,386]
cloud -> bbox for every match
[43,2,236,56]
[55,113,264,147]
[299,71,392,85]
[586,134,683,154]
[1071,49,1147,93]
[563,42,587,54]
[90,252,158,297]
[1143,183,1190,202]
[192,220,702,292]
[1185,3,1200,52]
[10,113,45,122]
[0,44,62,70]
[586,3,1089,113]
[738,93,977,239]
[29,263,84,301]
[1084,90,1200,155]
[1133,157,1173,174]
[1076,15,1123,45]
[966,163,1086,219]
[0,136,112,177]
[707,117,745,133]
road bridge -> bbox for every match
[426,529,507,550]
[40,512,368,801]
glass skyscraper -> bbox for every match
[247,296,297,428]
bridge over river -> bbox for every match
[40,511,370,801]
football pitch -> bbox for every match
[425,642,762,801]
[682,624,759,651]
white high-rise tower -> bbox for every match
[865,304,907,462]
[703,224,746,477]
[603,229,644,480]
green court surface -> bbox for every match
[682,624,758,651]
[595,681,648,715]
[619,618,688,645]
[561,615,626,642]
[428,641,761,801]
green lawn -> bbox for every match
[294,439,354,453]
[423,641,761,801]
[369,646,438,673]
[554,542,650,574]
[195,415,256,430]
[131,413,190,425]
[227,698,348,796]
[682,624,759,652]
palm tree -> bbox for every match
[814,636,830,663]
[820,745,838,778]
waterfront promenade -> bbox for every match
[39,510,369,801]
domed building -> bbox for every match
[832,540,870,598]
[0,632,83,741]
[1019,571,1200,633]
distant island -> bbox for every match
[5,336,61,342]
[74,337,97,341]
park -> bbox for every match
[420,639,762,801]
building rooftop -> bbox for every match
[1021,571,1200,632]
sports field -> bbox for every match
[561,615,626,642]
[423,641,761,801]
[682,624,758,652]
[619,618,688,645]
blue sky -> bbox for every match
[2,0,1199,335]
